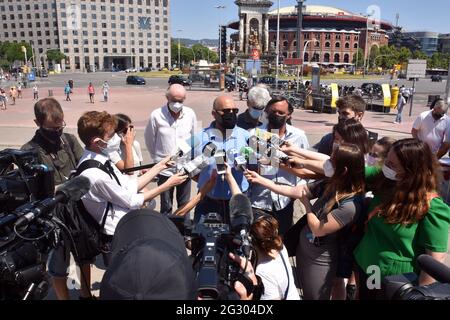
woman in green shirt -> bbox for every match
[354,138,450,300]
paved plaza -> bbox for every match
[0,72,449,299]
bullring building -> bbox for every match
[0,0,171,71]
[228,1,393,67]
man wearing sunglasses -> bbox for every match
[412,99,450,159]
[193,95,250,225]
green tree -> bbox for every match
[352,48,365,68]
[0,41,32,63]
[428,52,450,69]
[46,49,66,63]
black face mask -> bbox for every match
[432,112,444,121]
[268,113,287,129]
[218,112,237,130]
[40,127,63,143]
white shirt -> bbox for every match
[249,124,309,211]
[109,141,144,177]
[144,105,197,176]
[78,150,145,236]
[413,110,450,154]
[256,247,301,300]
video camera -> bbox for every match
[383,255,450,300]
[0,149,90,300]
[171,194,256,300]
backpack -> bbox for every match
[58,159,120,264]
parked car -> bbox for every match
[361,83,383,99]
[126,75,146,85]
[431,75,443,82]
[125,68,137,73]
[168,75,191,87]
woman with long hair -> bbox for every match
[354,138,450,299]
[250,215,301,300]
[246,143,365,300]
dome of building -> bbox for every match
[268,5,360,18]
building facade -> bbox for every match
[403,31,439,56]
[439,33,450,54]
[0,0,171,72]
[229,3,392,66]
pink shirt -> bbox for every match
[88,85,95,94]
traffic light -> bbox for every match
[219,25,227,64]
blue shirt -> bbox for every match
[196,122,250,200]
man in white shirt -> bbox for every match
[144,84,197,215]
[76,111,187,296]
[248,96,309,235]
[412,99,450,159]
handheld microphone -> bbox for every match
[214,150,227,176]
[417,254,450,284]
[203,142,218,158]
[170,139,192,162]
[14,176,91,228]
[180,155,210,178]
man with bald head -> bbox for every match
[193,95,250,225]
[145,84,197,215]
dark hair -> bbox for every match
[333,118,369,154]
[250,215,283,256]
[34,98,64,124]
[375,137,396,161]
[336,95,366,114]
[379,139,441,225]
[77,111,117,147]
[324,143,365,211]
[266,96,294,114]
[115,113,132,134]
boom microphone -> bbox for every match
[417,254,450,284]
[13,176,91,228]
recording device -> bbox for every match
[248,135,290,166]
[214,150,227,176]
[180,155,210,178]
[0,149,93,300]
[0,149,55,213]
[170,139,192,162]
[172,194,256,300]
[382,255,450,300]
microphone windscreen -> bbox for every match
[417,254,450,284]
[229,193,253,230]
[56,175,91,202]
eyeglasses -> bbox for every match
[215,108,239,115]
[118,125,134,137]
[42,121,66,132]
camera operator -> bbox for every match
[21,98,84,300]
[76,111,188,297]
[100,209,260,300]
[250,214,300,300]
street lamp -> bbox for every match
[303,39,321,63]
[215,5,226,66]
[275,0,281,89]
[177,29,183,68]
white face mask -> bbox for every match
[168,102,183,113]
[101,133,121,155]
[249,107,264,120]
[382,164,399,181]
[323,160,335,178]
[366,155,378,167]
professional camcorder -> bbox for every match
[383,255,450,300]
[0,149,90,300]
[171,194,258,300]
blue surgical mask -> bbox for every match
[382,164,399,181]
[249,107,264,120]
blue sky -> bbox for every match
[171,0,449,39]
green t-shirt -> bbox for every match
[354,166,450,278]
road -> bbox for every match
[0,72,448,299]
